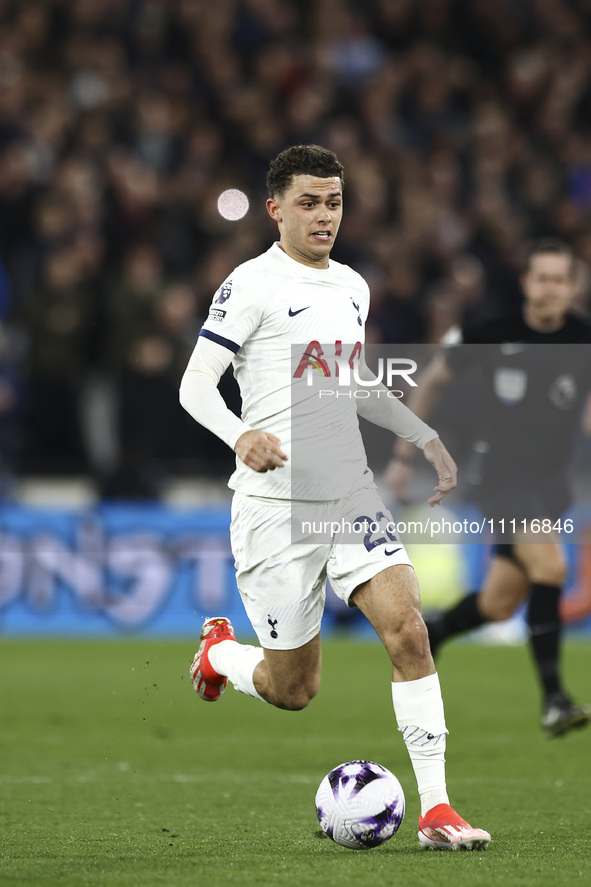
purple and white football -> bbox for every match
[315,760,405,849]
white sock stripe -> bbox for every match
[402,726,446,748]
[403,726,420,741]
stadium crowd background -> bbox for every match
[0,0,590,500]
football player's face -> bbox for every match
[521,253,576,323]
[266,174,343,269]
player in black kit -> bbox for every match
[388,238,591,737]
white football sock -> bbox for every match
[391,673,450,816]
[208,640,267,702]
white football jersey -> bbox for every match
[199,242,372,499]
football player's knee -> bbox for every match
[529,558,567,587]
[277,686,317,711]
[480,597,516,621]
[385,611,430,660]
[273,676,320,711]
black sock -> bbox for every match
[428,593,485,652]
[442,593,486,636]
[527,583,563,702]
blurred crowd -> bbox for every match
[0,0,590,497]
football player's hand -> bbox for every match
[235,430,288,472]
[422,437,457,507]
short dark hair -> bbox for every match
[266,144,345,198]
[526,237,575,277]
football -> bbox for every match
[315,760,405,849]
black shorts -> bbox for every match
[469,471,570,525]
[493,543,518,562]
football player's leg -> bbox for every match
[191,492,326,708]
[219,556,326,708]
[253,635,322,710]
[351,563,432,682]
[191,618,322,709]
[514,539,590,735]
[514,540,566,702]
[477,550,530,621]
[426,549,529,657]
[352,564,490,849]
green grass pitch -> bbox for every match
[0,636,589,887]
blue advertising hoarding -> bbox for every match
[0,504,241,637]
[0,503,590,637]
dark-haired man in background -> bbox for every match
[388,238,591,737]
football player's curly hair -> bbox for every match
[266,144,344,198]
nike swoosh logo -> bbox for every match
[288,306,310,316]
[384,547,402,556]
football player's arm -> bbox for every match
[356,351,456,505]
[389,351,455,462]
[179,336,287,472]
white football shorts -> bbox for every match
[230,482,412,650]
